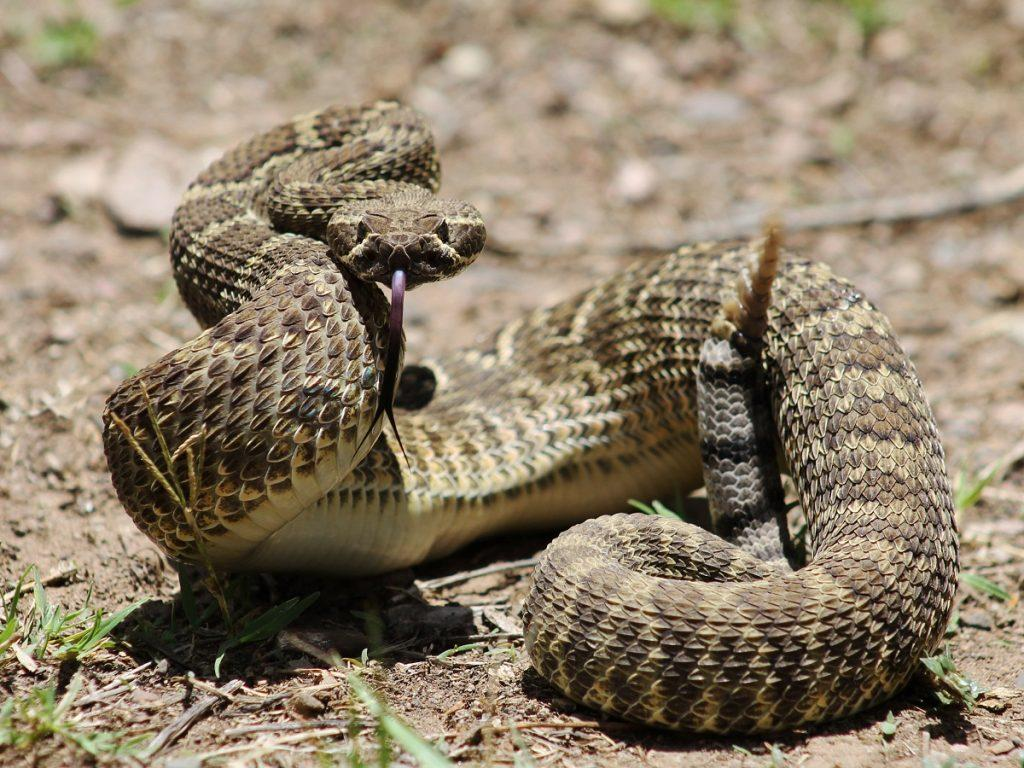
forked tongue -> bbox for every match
[370,269,408,463]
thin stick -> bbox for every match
[144,679,244,757]
[76,684,132,707]
[193,728,348,760]
[415,558,539,590]
[453,631,522,642]
[635,160,1024,251]
[485,719,619,732]
[187,674,240,703]
[452,717,638,753]
[2,561,78,605]
[223,719,353,737]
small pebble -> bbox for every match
[959,609,993,631]
[679,90,749,126]
[988,739,1015,755]
[51,150,109,207]
[610,159,658,205]
[441,44,492,82]
[290,691,327,717]
[873,28,914,63]
[771,130,822,169]
[592,0,649,26]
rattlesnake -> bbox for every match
[102,102,959,733]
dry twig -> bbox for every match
[636,160,1024,251]
[2,560,78,605]
[144,679,244,756]
[415,558,539,591]
[223,719,353,738]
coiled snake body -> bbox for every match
[103,103,959,733]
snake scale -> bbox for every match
[103,102,959,733]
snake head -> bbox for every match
[327,186,486,289]
[330,185,485,462]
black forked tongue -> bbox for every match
[359,269,409,465]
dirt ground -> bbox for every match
[2,0,1024,765]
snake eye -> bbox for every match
[434,218,449,243]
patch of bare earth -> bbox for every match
[1,0,1023,765]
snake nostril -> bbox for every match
[434,219,449,243]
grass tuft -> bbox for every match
[828,0,888,38]
[879,710,897,739]
[920,647,984,710]
[649,0,738,32]
[0,567,146,669]
[112,392,323,676]
[0,675,149,757]
[953,444,1022,513]
[109,383,232,624]
[954,464,1000,513]
[30,17,98,68]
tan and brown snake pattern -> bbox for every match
[102,102,959,733]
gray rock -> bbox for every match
[613,43,666,89]
[680,90,749,126]
[101,136,208,234]
[959,609,994,631]
[409,85,462,147]
[771,130,822,169]
[51,150,111,208]
[1010,0,1024,29]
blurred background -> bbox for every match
[1,0,1023,765]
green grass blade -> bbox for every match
[59,598,148,659]
[349,675,453,768]
[215,592,319,676]
[0,572,28,654]
[879,710,897,738]
[435,643,483,660]
[651,500,683,519]
[54,674,83,720]
[627,499,656,514]
[628,498,684,520]
[960,572,1010,602]
[954,464,999,511]
[177,568,200,630]
[920,648,983,709]
[231,592,320,646]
